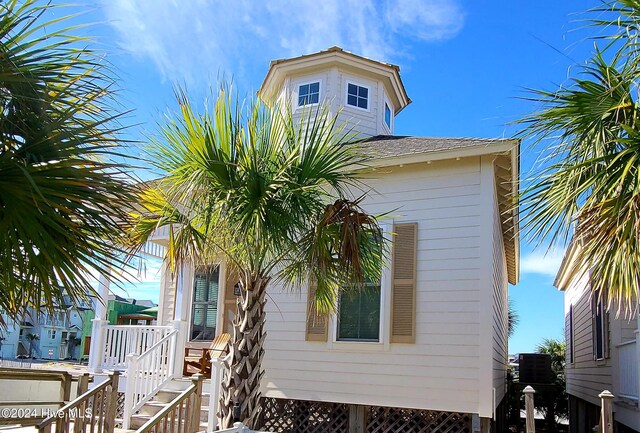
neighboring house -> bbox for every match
[88,47,519,433]
[556,243,640,433]
[0,312,18,360]
[0,295,89,360]
[79,294,157,359]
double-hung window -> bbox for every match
[298,82,320,106]
[347,83,368,109]
[190,266,219,341]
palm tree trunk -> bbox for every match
[219,275,269,429]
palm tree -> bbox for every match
[536,338,567,432]
[129,89,384,428]
[508,300,519,338]
[519,1,640,316]
[0,0,134,324]
[25,333,39,358]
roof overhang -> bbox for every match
[554,240,579,291]
[258,46,411,114]
[360,139,520,284]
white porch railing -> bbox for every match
[618,339,639,401]
[100,325,173,370]
[123,328,178,429]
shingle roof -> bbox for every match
[356,135,517,160]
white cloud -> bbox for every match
[520,250,566,278]
[100,0,465,85]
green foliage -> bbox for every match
[0,0,135,323]
[130,87,385,313]
[508,299,519,338]
[536,338,568,427]
[519,0,640,316]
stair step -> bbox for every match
[130,414,152,430]
[130,413,210,430]
[138,401,167,416]
[155,389,183,403]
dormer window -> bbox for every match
[384,102,392,129]
[298,82,320,106]
[347,83,368,110]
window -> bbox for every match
[347,83,368,109]
[384,102,392,128]
[592,293,608,360]
[568,305,574,363]
[47,330,56,340]
[61,332,68,341]
[337,282,381,341]
[298,82,320,106]
[190,266,220,341]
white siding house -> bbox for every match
[88,47,519,433]
[556,244,640,433]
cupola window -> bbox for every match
[347,83,368,109]
[384,102,392,129]
[298,82,320,106]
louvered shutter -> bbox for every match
[391,223,417,343]
[305,279,328,341]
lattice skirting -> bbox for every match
[259,398,350,433]
[258,397,472,433]
[365,406,471,433]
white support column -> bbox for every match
[88,272,110,373]
[171,264,190,377]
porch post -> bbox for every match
[170,263,190,377]
[88,272,110,373]
[208,357,224,430]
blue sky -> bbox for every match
[78,0,606,353]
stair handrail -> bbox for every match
[37,371,120,433]
[135,374,204,433]
[123,328,178,429]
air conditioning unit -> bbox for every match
[518,353,552,384]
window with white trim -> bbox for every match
[384,102,392,129]
[298,82,320,106]
[190,266,219,341]
[337,282,381,341]
[47,329,56,340]
[347,83,368,109]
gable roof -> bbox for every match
[355,135,520,285]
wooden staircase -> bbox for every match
[128,378,212,432]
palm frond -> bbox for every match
[0,0,135,324]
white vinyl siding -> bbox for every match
[564,275,613,407]
[490,174,509,405]
[281,69,383,138]
[158,262,176,323]
[262,158,494,416]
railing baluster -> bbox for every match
[89,392,98,433]
[177,400,184,433]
